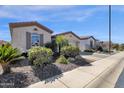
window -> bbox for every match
[31,33,40,46]
[76,41,79,47]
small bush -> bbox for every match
[56,55,69,64]
[102,49,109,53]
[28,46,53,66]
[61,46,80,58]
[44,42,53,48]
[96,46,103,52]
[45,42,56,51]
[84,49,95,52]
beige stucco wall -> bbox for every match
[11,25,51,52]
[80,38,96,51]
[63,33,80,47]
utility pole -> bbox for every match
[109,5,112,54]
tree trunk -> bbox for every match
[1,63,10,74]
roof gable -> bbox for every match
[52,31,80,40]
[9,21,53,34]
[80,36,96,40]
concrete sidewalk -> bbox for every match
[28,52,124,88]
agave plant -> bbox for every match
[0,44,24,74]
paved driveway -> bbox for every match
[81,52,110,62]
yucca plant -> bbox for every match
[0,44,24,74]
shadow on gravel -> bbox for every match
[0,56,92,87]
[10,58,31,67]
[0,72,28,88]
[32,64,63,83]
[72,57,92,66]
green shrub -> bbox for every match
[102,49,109,53]
[96,46,103,52]
[45,42,56,50]
[28,46,53,66]
[119,44,124,51]
[61,46,80,58]
[56,55,69,64]
[0,44,24,74]
[84,49,95,52]
[45,42,53,49]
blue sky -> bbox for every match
[0,5,123,44]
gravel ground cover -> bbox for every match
[0,58,92,88]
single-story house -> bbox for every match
[9,21,98,52]
[100,41,111,50]
[79,36,97,50]
[95,39,101,47]
[52,31,80,48]
[0,40,7,45]
[9,21,53,52]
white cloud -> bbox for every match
[24,5,75,11]
[46,6,106,22]
[0,5,107,22]
[112,5,124,12]
[0,10,20,19]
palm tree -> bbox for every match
[0,44,24,74]
[55,35,69,54]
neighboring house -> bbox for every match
[80,36,96,50]
[100,41,112,50]
[0,40,7,45]
[52,31,80,48]
[95,39,102,47]
[9,21,99,52]
[9,21,53,52]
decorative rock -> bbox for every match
[75,55,84,61]
[67,57,75,62]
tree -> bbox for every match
[55,35,69,54]
[119,44,124,51]
[0,44,24,74]
[112,43,120,51]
